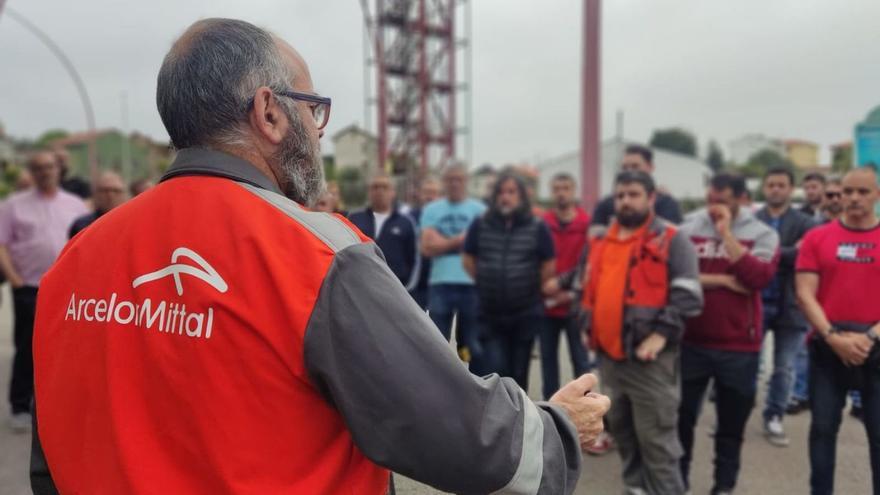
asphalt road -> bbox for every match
[0,283,871,494]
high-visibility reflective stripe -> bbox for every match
[239,183,361,253]
[492,389,545,494]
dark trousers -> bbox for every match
[540,315,592,399]
[678,344,759,492]
[10,286,38,414]
[411,287,429,311]
[481,314,540,390]
[428,284,482,369]
[809,337,880,495]
[761,302,808,419]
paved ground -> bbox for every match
[0,282,871,494]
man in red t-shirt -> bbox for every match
[540,173,592,400]
[796,166,880,495]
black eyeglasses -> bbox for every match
[248,90,332,130]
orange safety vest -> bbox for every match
[33,174,389,494]
[581,219,677,354]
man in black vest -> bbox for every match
[462,172,555,389]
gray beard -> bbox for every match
[273,107,325,207]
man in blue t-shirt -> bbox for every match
[420,165,486,367]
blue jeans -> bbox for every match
[808,337,880,495]
[762,326,807,420]
[428,284,483,370]
[540,316,592,400]
[792,340,810,402]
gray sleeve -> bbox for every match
[652,230,704,341]
[304,242,582,495]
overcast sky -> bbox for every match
[1,0,879,166]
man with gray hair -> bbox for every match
[31,18,609,495]
[68,171,129,238]
[348,172,420,292]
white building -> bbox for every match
[331,124,378,173]
[729,133,784,165]
[537,138,712,202]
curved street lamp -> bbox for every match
[0,2,98,179]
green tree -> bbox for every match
[649,128,698,157]
[739,149,794,178]
[323,155,337,182]
[337,167,367,208]
[35,129,69,148]
[832,145,853,173]
[706,139,725,173]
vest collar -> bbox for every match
[160,147,283,195]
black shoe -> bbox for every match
[850,405,864,422]
[786,398,809,415]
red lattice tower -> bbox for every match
[366,0,460,180]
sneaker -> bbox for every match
[9,412,32,433]
[710,489,733,495]
[786,398,809,415]
[763,415,790,447]
[850,405,864,422]
[585,431,614,456]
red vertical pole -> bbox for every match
[581,0,601,209]
[418,0,429,173]
[376,0,388,171]
[447,0,456,167]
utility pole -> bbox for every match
[581,0,601,209]
[1,7,98,179]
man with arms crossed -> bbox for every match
[677,173,779,495]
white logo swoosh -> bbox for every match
[132,247,228,296]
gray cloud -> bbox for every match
[1,0,878,167]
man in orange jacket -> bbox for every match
[580,171,703,495]
[30,18,610,495]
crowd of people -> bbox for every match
[0,149,153,432]
[3,16,878,495]
[5,139,879,495]
[320,144,879,495]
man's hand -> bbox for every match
[550,373,611,452]
[453,232,466,248]
[827,332,873,367]
[543,277,561,296]
[9,275,24,289]
[724,276,751,295]
[709,204,732,235]
[636,333,667,361]
[702,274,750,295]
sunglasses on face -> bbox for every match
[825,192,842,199]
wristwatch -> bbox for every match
[821,327,840,340]
[868,328,880,344]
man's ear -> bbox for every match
[248,87,286,146]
